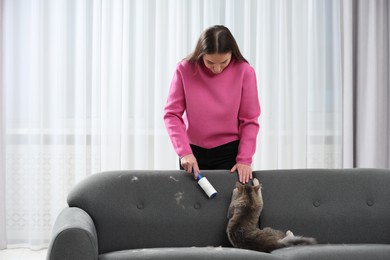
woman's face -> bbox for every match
[202,52,232,74]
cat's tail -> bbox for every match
[278,236,317,247]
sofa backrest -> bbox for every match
[255,168,390,244]
[67,168,390,255]
[67,170,238,254]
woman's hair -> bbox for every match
[186,25,248,63]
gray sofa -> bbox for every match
[47,168,390,260]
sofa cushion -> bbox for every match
[68,170,239,254]
[272,244,390,260]
[254,168,390,244]
[99,247,282,260]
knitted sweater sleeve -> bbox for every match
[236,66,261,165]
[163,67,193,158]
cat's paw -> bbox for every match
[286,230,294,237]
[252,178,260,187]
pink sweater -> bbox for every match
[164,59,260,165]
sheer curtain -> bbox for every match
[0,0,386,249]
[253,0,343,169]
[0,0,6,249]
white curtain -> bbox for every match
[253,0,343,169]
[0,0,388,249]
[0,0,6,249]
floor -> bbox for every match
[0,248,48,260]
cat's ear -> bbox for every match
[253,185,260,193]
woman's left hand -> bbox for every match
[230,163,252,184]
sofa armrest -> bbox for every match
[47,207,98,260]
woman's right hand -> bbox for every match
[180,154,200,179]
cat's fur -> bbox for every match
[226,178,317,253]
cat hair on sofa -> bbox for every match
[226,178,317,253]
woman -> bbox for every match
[164,25,260,183]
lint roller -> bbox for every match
[196,172,217,198]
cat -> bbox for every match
[226,178,317,253]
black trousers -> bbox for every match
[179,140,239,170]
